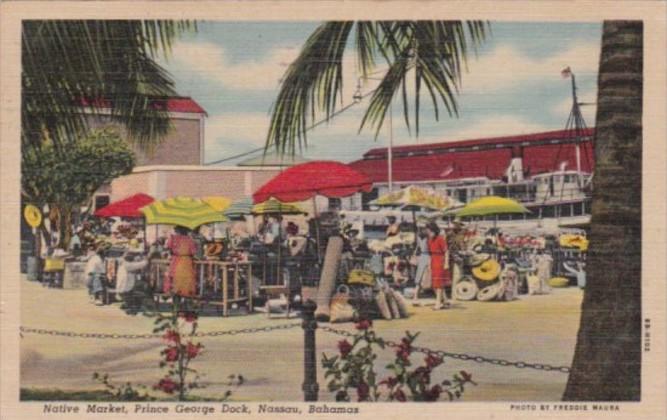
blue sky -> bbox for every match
[158,21,602,165]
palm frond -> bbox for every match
[267,20,489,153]
[21,20,195,151]
[266,21,354,154]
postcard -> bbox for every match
[1,1,665,419]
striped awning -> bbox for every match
[140,197,228,230]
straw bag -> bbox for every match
[374,289,392,320]
[330,285,356,323]
[385,289,401,319]
[389,288,409,318]
[347,269,375,287]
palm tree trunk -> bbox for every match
[563,20,642,401]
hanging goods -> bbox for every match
[455,279,479,301]
[24,204,43,228]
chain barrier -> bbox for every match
[19,322,302,340]
[320,325,571,374]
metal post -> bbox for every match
[301,300,319,401]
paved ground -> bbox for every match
[20,279,583,401]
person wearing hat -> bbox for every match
[84,242,107,304]
[385,215,400,238]
[426,222,451,310]
[411,226,431,306]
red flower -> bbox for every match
[395,338,412,363]
[186,342,201,358]
[154,377,178,394]
[397,349,411,363]
[425,354,443,369]
[424,385,442,401]
[355,319,372,331]
[163,329,180,343]
[393,389,407,402]
[338,339,353,358]
[356,381,370,401]
[164,346,179,362]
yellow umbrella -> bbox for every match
[373,185,459,211]
[202,196,233,212]
[252,198,305,215]
[140,196,228,230]
[453,196,529,218]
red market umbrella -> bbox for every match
[94,193,155,218]
[252,160,372,204]
[253,161,372,264]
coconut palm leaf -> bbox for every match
[267,20,488,153]
[21,20,195,151]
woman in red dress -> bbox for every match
[426,222,451,310]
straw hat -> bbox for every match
[205,242,224,257]
[472,258,501,282]
[469,253,491,267]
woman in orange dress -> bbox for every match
[426,222,451,310]
[166,226,197,297]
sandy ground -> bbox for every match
[20,278,583,402]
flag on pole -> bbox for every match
[561,66,572,78]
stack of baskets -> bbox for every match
[454,254,518,302]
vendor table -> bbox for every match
[149,259,253,317]
[63,262,87,289]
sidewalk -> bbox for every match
[20,278,583,401]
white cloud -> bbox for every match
[167,41,299,91]
[417,116,554,143]
[461,43,600,94]
[205,113,270,148]
[551,91,597,125]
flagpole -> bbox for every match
[387,102,394,193]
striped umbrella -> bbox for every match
[140,197,228,230]
[201,196,232,212]
[223,198,254,220]
[252,198,305,215]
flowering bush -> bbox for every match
[152,304,206,401]
[92,373,154,401]
[322,320,476,402]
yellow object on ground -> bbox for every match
[472,258,501,282]
[548,277,570,288]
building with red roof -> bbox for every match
[347,128,595,222]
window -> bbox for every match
[94,195,110,212]
[542,205,555,218]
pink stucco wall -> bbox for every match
[86,115,202,166]
[110,167,281,201]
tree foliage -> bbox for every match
[22,128,135,208]
[267,21,488,154]
[22,20,195,151]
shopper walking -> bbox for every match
[412,226,431,306]
[426,222,451,309]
